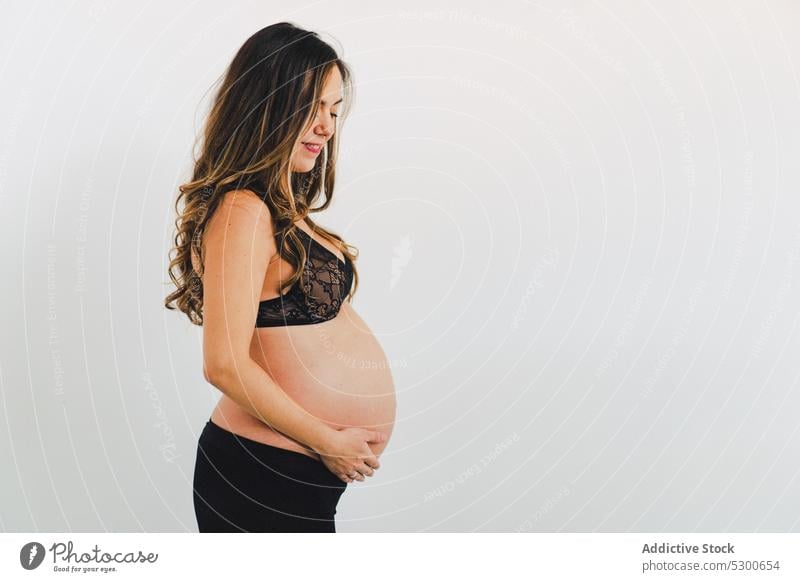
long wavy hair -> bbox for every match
[164,22,358,326]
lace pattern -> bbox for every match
[256,228,353,327]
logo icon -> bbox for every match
[19,542,46,570]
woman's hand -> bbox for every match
[318,427,387,483]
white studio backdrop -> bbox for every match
[1,0,800,532]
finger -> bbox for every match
[352,470,365,482]
[363,456,380,470]
[359,462,375,477]
[367,431,386,443]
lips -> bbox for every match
[302,142,322,154]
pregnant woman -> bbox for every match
[164,22,397,532]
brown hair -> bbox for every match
[164,22,358,325]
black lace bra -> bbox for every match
[256,225,354,327]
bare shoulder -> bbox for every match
[205,188,275,242]
[215,188,273,221]
[193,189,268,276]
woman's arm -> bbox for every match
[200,188,335,453]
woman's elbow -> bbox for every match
[203,358,247,387]
[202,360,216,384]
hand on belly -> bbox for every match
[247,307,398,456]
[290,380,397,456]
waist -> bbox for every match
[210,403,322,461]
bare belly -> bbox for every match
[210,302,397,461]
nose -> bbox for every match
[313,109,335,137]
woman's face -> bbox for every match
[292,66,343,173]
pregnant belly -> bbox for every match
[210,304,397,460]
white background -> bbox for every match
[1,0,800,532]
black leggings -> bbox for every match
[193,419,348,533]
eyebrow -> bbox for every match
[321,98,343,105]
